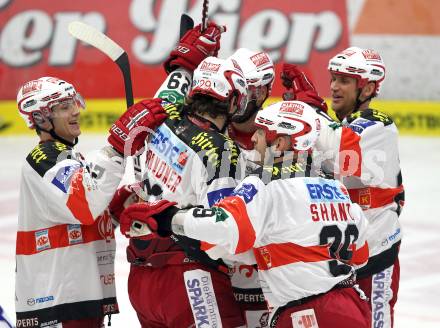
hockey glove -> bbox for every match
[108,184,141,225]
[281,63,328,113]
[120,200,179,239]
[108,98,168,156]
[164,22,226,73]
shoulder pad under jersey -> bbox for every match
[26,141,73,177]
[347,109,394,126]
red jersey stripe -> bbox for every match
[218,196,256,254]
[339,127,362,177]
[253,242,332,271]
[348,185,404,209]
[66,169,95,225]
[16,214,113,255]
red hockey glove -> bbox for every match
[108,184,141,224]
[108,98,168,156]
[164,22,226,73]
[120,200,178,239]
[281,63,328,113]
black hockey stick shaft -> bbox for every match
[179,14,194,38]
[115,52,134,107]
[201,0,209,32]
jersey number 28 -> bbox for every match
[319,224,359,276]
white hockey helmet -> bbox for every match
[189,56,248,117]
[229,48,275,95]
[17,76,85,129]
[254,101,321,151]
[228,48,274,122]
[328,46,386,95]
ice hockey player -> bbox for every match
[282,47,404,327]
[116,23,251,326]
[120,100,372,328]
[15,76,166,328]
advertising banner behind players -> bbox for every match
[0,0,349,99]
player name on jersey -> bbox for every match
[306,180,355,222]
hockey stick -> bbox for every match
[68,21,134,107]
[201,0,209,31]
[180,13,194,38]
[68,21,144,182]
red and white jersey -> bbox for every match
[143,103,246,208]
[175,175,369,308]
[314,109,404,269]
[16,141,124,326]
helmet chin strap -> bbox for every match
[354,83,376,112]
[36,122,78,147]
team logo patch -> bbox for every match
[232,183,258,204]
[290,309,318,328]
[35,229,51,252]
[51,163,80,193]
[258,247,272,269]
[184,269,222,327]
[67,224,83,244]
[358,188,371,209]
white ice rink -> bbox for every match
[1,135,439,327]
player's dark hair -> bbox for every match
[185,94,229,119]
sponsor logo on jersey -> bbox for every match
[102,303,118,315]
[349,118,376,134]
[97,250,115,266]
[372,267,393,328]
[207,187,235,207]
[384,228,401,246]
[29,144,48,164]
[100,273,115,285]
[184,269,222,327]
[27,295,54,306]
[200,61,221,72]
[16,317,39,327]
[232,183,258,204]
[51,163,80,193]
[305,178,350,203]
[35,229,50,252]
[67,224,83,244]
[290,309,318,328]
[150,125,189,174]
